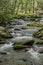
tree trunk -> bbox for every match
[33,0,34,13]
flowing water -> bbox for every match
[0,19,43,65]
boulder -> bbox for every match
[33,28,43,39]
[0,26,13,38]
[36,40,43,45]
[0,26,13,44]
[0,52,7,55]
[13,38,34,50]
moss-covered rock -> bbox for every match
[0,26,13,38]
[0,36,5,44]
[13,45,27,50]
[0,26,13,44]
[36,40,43,45]
[13,39,34,50]
[21,22,43,30]
[27,22,43,27]
[33,28,43,39]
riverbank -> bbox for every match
[0,13,41,22]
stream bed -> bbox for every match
[0,19,43,65]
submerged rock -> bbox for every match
[0,60,2,63]
[20,58,28,62]
[13,39,34,50]
[0,52,7,55]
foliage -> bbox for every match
[0,0,43,21]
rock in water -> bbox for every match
[0,26,13,38]
[36,40,43,45]
[33,28,43,39]
[0,52,7,55]
[13,38,34,50]
[0,26,13,44]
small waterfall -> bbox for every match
[0,42,13,51]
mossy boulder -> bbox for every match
[27,22,43,27]
[13,39,34,50]
[0,26,13,38]
[33,28,43,39]
[13,45,27,50]
[0,26,13,43]
[0,36,5,44]
[36,40,43,45]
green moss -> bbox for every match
[13,45,27,50]
[0,12,41,22]
[36,40,43,45]
[0,26,13,44]
[33,28,43,39]
[21,22,43,30]
[13,40,34,50]
[0,26,13,38]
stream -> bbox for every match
[0,19,43,65]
